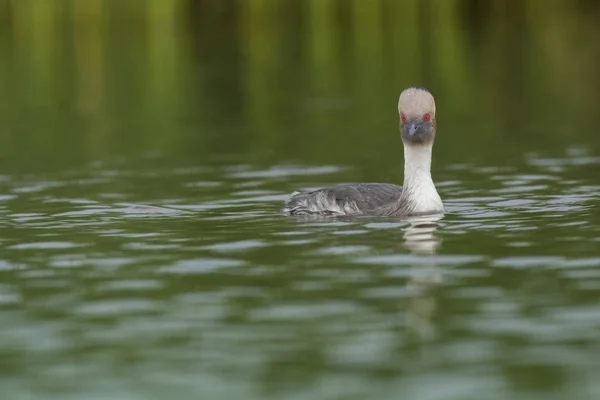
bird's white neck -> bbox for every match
[400,144,444,214]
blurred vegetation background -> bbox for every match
[0,0,599,174]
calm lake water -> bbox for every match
[1,1,600,399]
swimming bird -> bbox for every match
[283,87,444,217]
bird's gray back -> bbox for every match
[283,183,402,216]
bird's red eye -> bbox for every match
[401,114,406,122]
[423,113,431,122]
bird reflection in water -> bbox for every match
[402,214,444,340]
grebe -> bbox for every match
[283,87,444,217]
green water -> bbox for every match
[1,1,600,399]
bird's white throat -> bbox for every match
[400,144,444,214]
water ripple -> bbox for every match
[161,258,246,274]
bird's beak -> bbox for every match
[408,122,421,136]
